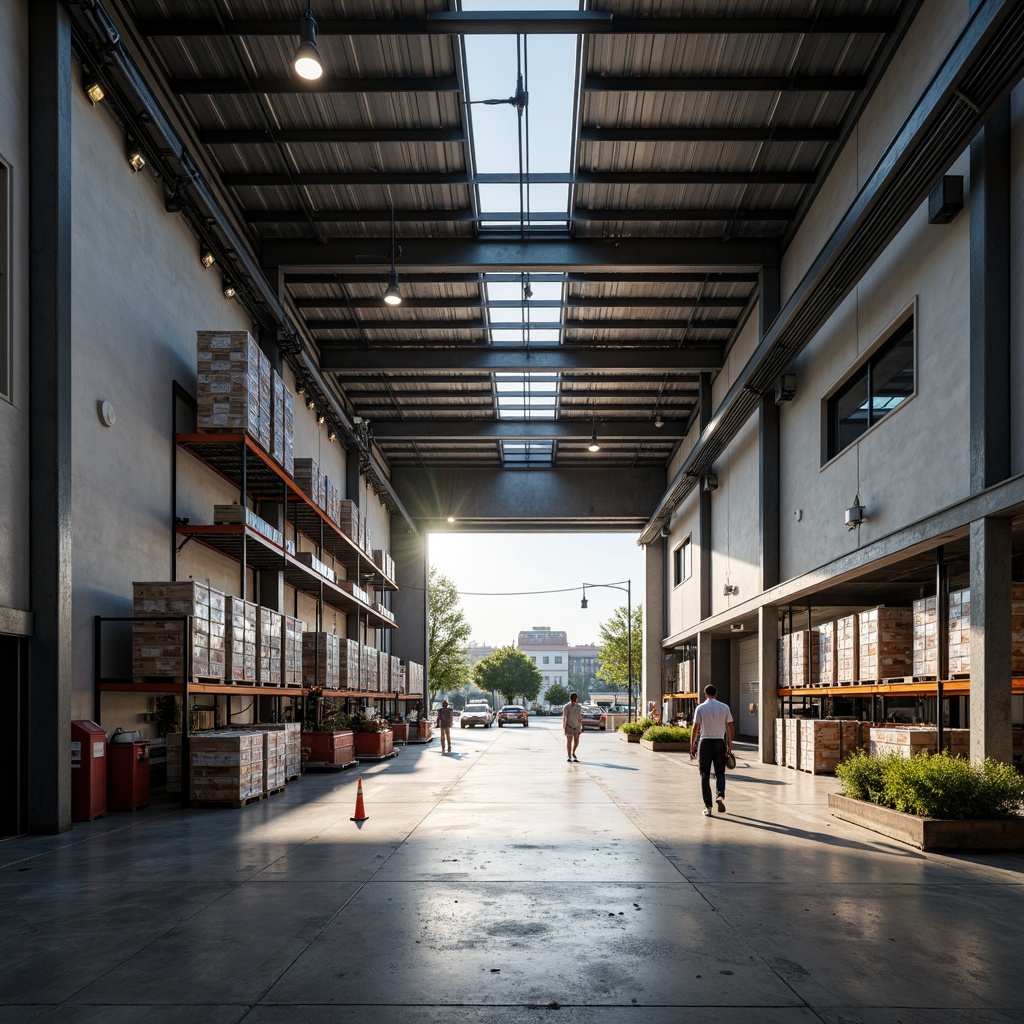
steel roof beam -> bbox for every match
[319,346,723,373]
[285,271,760,285]
[245,207,795,224]
[341,373,700,385]
[580,126,840,143]
[201,127,466,145]
[293,296,748,310]
[170,76,460,95]
[223,169,816,187]
[370,421,685,440]
[583,75,866,93]
[308,317,737,331]
[139,14,898,37]
[263,236,780,272]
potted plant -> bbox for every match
[350,713,394,759]
[301,686,356,766]
[639,724,692,752]
[619,716,655,743]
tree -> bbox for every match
[427,566,472,703]
[473,646,542,706]
[597,603,643,697]
[544,681,571,708]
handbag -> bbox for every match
[725,751,737,770]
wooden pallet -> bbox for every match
[303,758,359,771]
[354,750,400,763]
[265,784,286,798]
[190,793,264,809]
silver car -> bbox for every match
[461,703,493,728]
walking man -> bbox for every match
[689,684,734,816]
[436,700,453,753]
[562,692,584,763]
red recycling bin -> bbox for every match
[71,720,107,821]
[108,739,151,811]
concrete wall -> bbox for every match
[0,0,29,618]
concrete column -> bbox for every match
[642,539,665,714]
[758,605,780,764]
[696,631,712,696]
[759,266,782,591]
[969,517,1013,764]
[391,525,428,669]
[969,100,1011,493]
[28,2,73,834]
[698,373,713,621]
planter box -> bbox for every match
[391,723,410,743]
[302,730,355,767]
[620,732,641,743]
[640,739,690,752]
[828,793,1024,851]
[354,730,394,759]
[411,721,432,742]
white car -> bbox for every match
[461,703,494,728]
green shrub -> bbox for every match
[642,725,692,744]
[836,750,1024,820]
[620,716,655,736]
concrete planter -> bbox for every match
[640,739,689,753]
[828,793,1024,851]
[620,731,641,743]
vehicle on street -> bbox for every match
[461,702,494,728]
[581,705,605,730]
[497,705,529,727]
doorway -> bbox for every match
[737,635,760,739]
[0,635,28,836]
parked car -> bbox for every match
[461,702,494,728]
[581,705,605,730]
[497,705,529,727]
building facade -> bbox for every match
[518,628,570,697]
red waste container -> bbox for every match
[108,731,151,811]
[71,720,107,821]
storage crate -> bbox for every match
[858,606,912,681]
[948,587,970,674]
[282,614,304,687]
[403,659,424,697]
[912,596,938,677]
[196,331,272,453]
[870,726,970,759]
[258,607,283,686]
[302,631,340,690]
[338,638,361,690]
[835,614,859,684]
[360,643,379,691]
[212,504,282,547]
[293,458,322,509]
[776,719,865,774]
[817,621,837,687]
[225,596,258,684]
[338,499,360,542]
[189,732,263,805]
[132,581,226,681]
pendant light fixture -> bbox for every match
[383,205,402,306]
[588,423,601,453]
[293,3,323,81]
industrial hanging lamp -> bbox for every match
[383,205,402,306]
[293,3,323,81]
[588,423,601,453]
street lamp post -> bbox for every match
[581,579,633,721]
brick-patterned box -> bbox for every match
[225,596,258,683]
[791,630,819,688]
[948,587,971,675]
[302,631,340,689]
[293,458,322,509]
[858,606,912,681]
[338,499,360,542]
[257,607,283,686]
[132,581,226,681]
[835,614,859,684]
[338,638,361,690]
[197,331,271,451]
[189,732,263,804]
[870,726,970,759]
[817,621,837,687]
[777,633,792,688]
[912,596,939,677]
[360,643,379,691]
[282,614,304,687]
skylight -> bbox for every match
[461,1,579,463]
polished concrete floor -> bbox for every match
[1,718,1023,1023]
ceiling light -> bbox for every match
[222,280,236,299]
[200,246,215,269]
[306,398,316,412]
[655,414,664,428]
[317,413,326,426]
[84,79,104,104]
[383,267,402,306]
[293,3,323,81]
[446,515,456,524]
[588,426,601,453]
[295,382,305,395]
[328,428,337,442]
[126,139,145,173]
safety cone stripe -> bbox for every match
[351,777,368,822]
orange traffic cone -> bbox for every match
[350,777,368,822]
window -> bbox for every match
[0,158,9,402]
[826,313,915,461]
[542,656,549,665]
[673,536,692,587]
[554,656,562,664]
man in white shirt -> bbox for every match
[689,684,734,816]
[562,692,584,763]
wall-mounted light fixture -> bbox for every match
[317,413,326,426]
[845,494,866,530]
[730,623,745,633]
[293,3,324,81]
[327,428,337,443]
[126,137,146,173]
[222,280,236,300]
[306,397,316,412]
[775,372,797,404]
[703,472,719,492]
[295,381,305,395]
[84,77,105,105]
[723,582,739,596]
[199,245,215,269]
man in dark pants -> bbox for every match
[689,684,734,816]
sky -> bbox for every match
[427,532,645,648]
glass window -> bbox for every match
[827,316,914,460]
[673,536,692,587]
[542,656,549,665]
[554,656,562,664]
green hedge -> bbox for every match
[835,749,1024,820]
[641,725,692,744]
[619,716,656,736]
